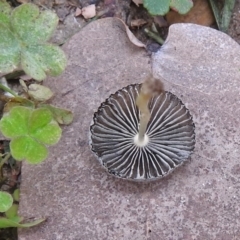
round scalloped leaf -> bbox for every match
[5,203,18,219]
[29,108,62,145]
[10,136,48,164]
[143,0,170,16]
[0,191,13,213]
[11,3,58,45]
[28,84,54,101]
[31,121,62,145]
[28,108,53,132]
[0,23,21,74]
[21,44,67,81]
[12,189,20,202]
[170,0,193,14]
[0,106,31,138]
[0,0,12,26]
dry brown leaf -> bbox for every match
[132,0,143,7]
[131,19,147,28]
[82,4,96,19]
[166,0,215,26]
[75,7,82,17]
[117,18,146,48]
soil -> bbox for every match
[0,141,20,240]
[1,0,240,239]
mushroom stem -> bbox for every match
[136,75,165,143]
[136,92,151,142]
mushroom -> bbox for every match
[89,77,195,181]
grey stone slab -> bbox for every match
[152,24,240,239]
[18,20,240,240]
[18,17,151,240]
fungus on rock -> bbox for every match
[89,76,195,181]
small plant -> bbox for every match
[143,0,193,16]
[0,190,45,228]
[0,1,73,164]
[0,1,73,229]
[209,0,236,32]
[0,0,66,80]
[0,106,62,164]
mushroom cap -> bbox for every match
[89,84,195,181]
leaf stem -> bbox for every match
[221,0,236,32]
[144,28,164,45]
[136,76,165,143]
[0,81,18,97]
[209,0,236,32]
[0,153,11,170]
[136,93,151,142]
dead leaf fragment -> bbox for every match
[4,97,35,113]
[75,7,82,17]
[132,0,143,7]
[166,0,215,26]
[117,18,146,48]
[131,19,147,28]
[28,84,54,102]
[82,4,96,19]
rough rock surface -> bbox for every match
[18,19,240,239]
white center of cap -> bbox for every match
[133,134,149,147]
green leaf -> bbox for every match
[28,83,53,101]
[209,0,221,30]
[221,0,236,32]
[0,23,21,74]
[0,191,13,213]
[0,106,62,164]
[31,121,62,145]
[21,44,67,81]
[29,108,62,145]
[0,2,66,81]
[12,189,20,202]
[0,0,12,26]
[170,0,193,14]
[5,203,18,219]
[11,3,58,44]
[0,106,31,138]
[28,108,53,132]
[40,104,74,125]
[143,0,170,16]
[10,136,48,164]
[0,217,45,228]
[0,3,66,80]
